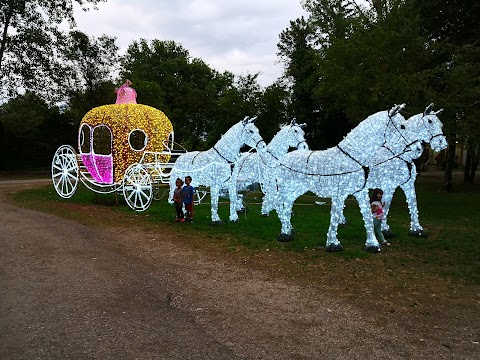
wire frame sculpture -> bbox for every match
[231,119,308,214]
[268,104,425,253]
[168,116,266,224]
[342,104,447,237]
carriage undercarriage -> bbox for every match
[52,145,207,212]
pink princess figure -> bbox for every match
[115,79,137,104]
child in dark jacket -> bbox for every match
[182,176,194,223]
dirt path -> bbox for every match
[0,179,478,359]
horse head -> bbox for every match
[240,116,266,152]
[401,104,447,153]
[382,103,415,154]
[412,104,448,152]
[286,119,308,150]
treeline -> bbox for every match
[0,0,478,187]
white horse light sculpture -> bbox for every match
[169,116,266,224]
[365,104,447,237]
[231,119,308,215]
[270,105,423,253]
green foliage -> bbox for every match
[120,39,271,150]
[0,0,107,101]
[59,30,119,96]
[279,0,479,180]
[0,93,75,169]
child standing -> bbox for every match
[370,188,390,246]
[173,178,185,222]
[182,176,194,223]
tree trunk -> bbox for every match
[444,137,456,191]
[464,152,472,182]
[464,152,479,184]
[0,2,15,72]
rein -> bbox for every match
[336,145,370,192]
[420,115,444,143]
[213,145,236,164]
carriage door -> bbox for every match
[92,125,113,184]
[79,124,113,184]
[79,124,99,182]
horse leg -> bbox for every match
[210,185,222,224]
[354,190,381,253]
[325,197,345,251]
[380,188,395,237]
[168,171,176,205]
[235,193,245,213]
[261,179,274,216]
[228,176,240,222]
[400,170,426,237]
[338,202,348,226]
[276,194,295,241]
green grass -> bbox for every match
[12,177,480,284]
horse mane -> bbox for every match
[266,125,292,158]
[212,121,245,162]
[337,110,392,165]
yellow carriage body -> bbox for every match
[78,104,173,184]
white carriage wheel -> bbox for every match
[51,145,79,198]
[123,164,153,211]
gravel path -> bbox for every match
[0,179,478,359]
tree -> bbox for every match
[257,81,292,143]
[60,30,119,97]
[59,30,120,128]
[414,0,480,188]
[121,39,254,150]
[278,17,329,148]
[0,0,106,101]
[0,93,74,170]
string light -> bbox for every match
[269,105,426,252]
[169,116,266,224]
[368,105,447,236]
[231,119,308,214]
[79,104,173,183]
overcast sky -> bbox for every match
[71,0,309,87]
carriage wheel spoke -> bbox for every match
[51,145,79,199]
[122,165,153,211]
[127,188,136,202]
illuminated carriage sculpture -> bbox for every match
[51,84,185,211]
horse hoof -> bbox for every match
[210,220,223,226]
[277,233,294,242]
[325,243,343,252]
[409,229,428,238]
[236,208,246,214]
[382,229,396,239]
[339,221,349,228]
[261,213,269,217]
[230,219,238,223]
[365,245,381,254]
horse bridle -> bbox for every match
[381,112,425,158]
[287,125,308,149]
[420,114,444,144]
[213,122,265,164]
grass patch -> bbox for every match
[12,174,480,285]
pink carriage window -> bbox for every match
[79,124,91,154]
[93,125,112,155]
